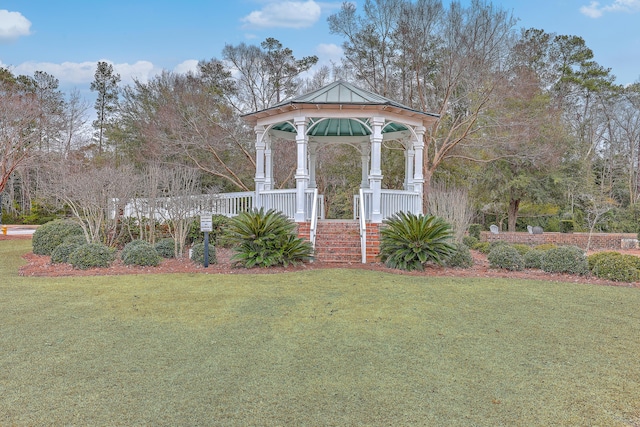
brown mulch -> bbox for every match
[11,234,640,288]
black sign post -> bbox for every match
[200,215,213,268]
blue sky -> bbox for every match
[1,0,639,101]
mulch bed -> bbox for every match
[9,233,639,288]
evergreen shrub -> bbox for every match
[121,241,161,267]
[51,242,81,264]
[462,235,479,248]
[468,224,482,240]
[511,244,532,256]
[32,219,84,255]
[472,241,491,254]
[487,245,524,271]
[534,243,558,251]
[154,238,176,258]
[540,246,588,275]
[523,249,546,269]
[190,242,217,266]
[68,243,115,270]
[444,243,473,268]
[588,252,640,282]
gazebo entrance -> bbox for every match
[242,81,438,263]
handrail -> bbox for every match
[359,188,367,264]
[310,188,319,250]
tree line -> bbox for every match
[1,0,639,242]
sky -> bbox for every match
[1,0,639,104]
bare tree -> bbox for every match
[427,182,473,243]
[46,162,139,245]
[157,167,201,257]
[0,70,41,197]
[329,0,518,209]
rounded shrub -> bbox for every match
[68,243,115,270]
[462,235,479,248]
[444,243,473,268]
[511,244,532,256]
[468,224,482,240]
[487,245,524,271]
[523,249,546,270]
[588,252,640,282]
[534,243,557,252]
[154,238,176,258]
[32,219,84,255]
[540,246,588,275]
[63,234,88,246]
[51,242,81,264]
[472,241,491,254]
[190,242,217,266]
[121,241,161,267]
[587,251,621,271]
[120,240,147,259]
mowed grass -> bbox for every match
[2,240,640,426]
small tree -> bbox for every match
[46,162,138,245]
[427,182,473,243]
[157,167,202,258]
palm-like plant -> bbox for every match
[227,208,313,268]
[379,212,455,271]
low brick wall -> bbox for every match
[481,231,638,250]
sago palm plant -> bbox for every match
[379,212,455,271]
[227,208,313,268]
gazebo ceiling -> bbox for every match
[271,117,408,138]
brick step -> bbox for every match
[312,220,362,263]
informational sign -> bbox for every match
[200,214,213,232]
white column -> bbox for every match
[369,117,384,223]
[264,134,273,190]
[413,126,426,214]
[404,143,415,191]
[254,125,266,209]
[360,142,370,189]
[308,141,317,189]
[294,116,308,222]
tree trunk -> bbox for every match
[508,198,520,232]
[422,168,433,214]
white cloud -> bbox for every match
[316,43,343,62]
[580,0,640,17]
[0,9,32,42]
[174,59,199,75]
[241,1,321,29]
[8,60,160,85]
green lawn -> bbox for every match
[2,240,640,426]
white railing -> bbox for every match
[199,192,254,216]
[118,192,254,220]
[380,190,421,218]
[309,188,319,249]
[359,188,367,264]
[305,191,325,221]
[355,189,421,221]
[260,189,296,218]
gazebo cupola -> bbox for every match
[242,80,438,223]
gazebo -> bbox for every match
[242,80,438,222]
[242,81,439,262]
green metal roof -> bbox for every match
[244,81,438,139]
[269,80,436,117]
